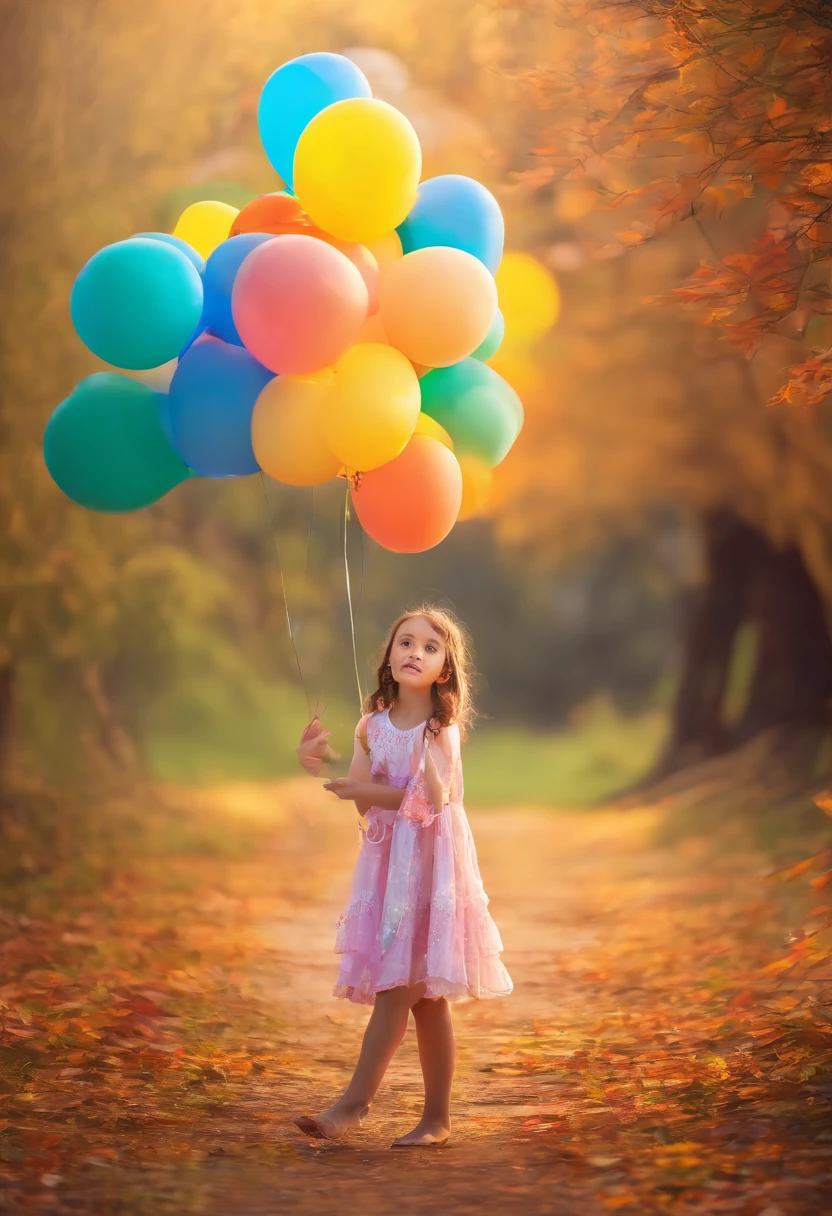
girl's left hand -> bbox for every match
[323,777,362,801]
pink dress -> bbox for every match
[333,708,514,1005]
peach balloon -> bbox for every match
[352,435,463,553]
[457,454,492,520]
[232,234,368,375]
[317,343,420,472]
[379,246,498,368]
[251,372,342,486]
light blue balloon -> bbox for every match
[398,175,505,274]
[201,234,274,345]
[167,334,275,476]
[70,238,204,370]
[472,309,505,361]
[258,52,371,188]
[134,231,205,272]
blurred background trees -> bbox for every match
[489,0,832,777]
[4,0,832,871]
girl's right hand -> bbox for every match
[296,716,340,777]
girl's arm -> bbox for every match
[322,716,405,814]
[323,777,405,814]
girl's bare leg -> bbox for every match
[391,995,454,1147]
[294,983,424,1139]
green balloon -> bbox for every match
[44,373,190,512]
[419,358,522,468]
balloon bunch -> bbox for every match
[44,51,557,553]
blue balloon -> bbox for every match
[472,309,505,361]
[70,238,204,370]
[201,234,274,345]
[134,232,205,272]
[155,394,203,478]
[398,175,505,274]
[167,334,275,476]
[258,52,371,188]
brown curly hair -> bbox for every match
[363,605,476,740]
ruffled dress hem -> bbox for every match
[331,710,513,1008]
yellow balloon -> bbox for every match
[495,252,560,344]
[252,371,342,486]
[294,99,422,244]
[364,230,404,280]
[173,200,239,258]
[414,413,454,451]
[318,343,420,471]
[457,455,493,521]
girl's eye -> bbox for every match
[426,644,436,652]
[400,640,410,647]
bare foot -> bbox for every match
[293,1101,370,1140]
[391,1120,451,1148]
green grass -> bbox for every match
[142,673,668,809]
[141,673,355,785]
[464,697,668,807]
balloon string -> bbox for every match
[260,472,311,720]
[343,479,364,712]
[356,517,366,614]
[304,486,314,582]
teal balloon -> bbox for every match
[70,238,204,370]
[472,309,505,361]
[398,175,505,273]
[419,359,521,468]
[258,52,371,189]
[134,231,205,272]
[43,373,190,512]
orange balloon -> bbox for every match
[379,246,497,368]
[356,313,390,344]
[352,435,463,553]
[229,192,309,237]
[457,455,492,520]
[364,230,403,279]
[251,372,342,486]
[231,192,379,313]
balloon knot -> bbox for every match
[338,470,364,492]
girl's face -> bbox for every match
[389,615,448,692]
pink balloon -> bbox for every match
[232,234,369,375]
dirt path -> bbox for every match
[3,782,831,1214]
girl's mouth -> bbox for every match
[402,663,421,674]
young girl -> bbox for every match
[293,606,512,1148]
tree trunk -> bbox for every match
[0,660,14,803]
[653,509,832,780]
